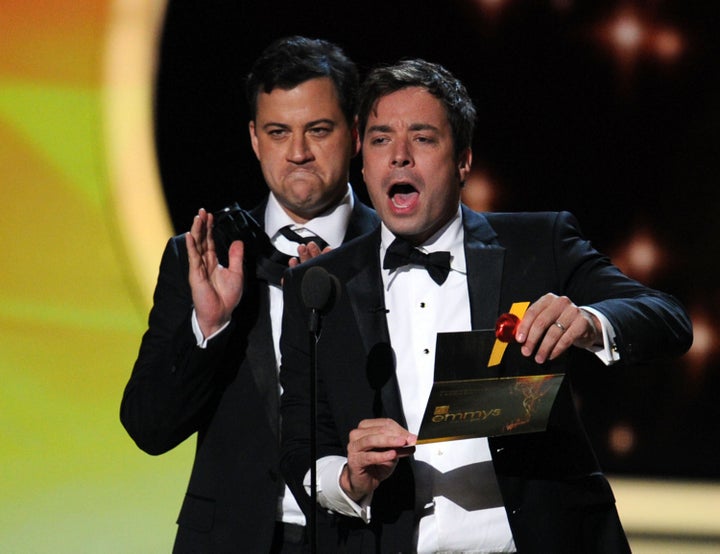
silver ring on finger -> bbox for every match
[554,321,567,332]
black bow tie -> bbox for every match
[383,238,452,285]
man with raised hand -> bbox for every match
[121,36,378,553]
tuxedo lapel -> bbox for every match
[244,283,280,438]
[345,231,407,427]
[462,206,505,331]
[346,232,386,352]
[240,201,280,437]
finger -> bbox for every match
[185,231,202,273]
[304,241,322,259]
[295,242,330,264]
[515,293,555,343]
[394,445,416,458]
[351,448,401,466]
[349,429,415,454]
[356,418,404,432]
[189,211,206,255]
[295,243,321,264]
[535,321,571,363]
[535,303,579,363]
[203,212,219,268]
[520,308,557,358]
[547,317,585,360]
[350,445,415,481]
[349,420,407,446]
[295,244,310,263]
[521,295,576,358]
[349,428,416,447]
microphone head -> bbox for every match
[301,266,341,313]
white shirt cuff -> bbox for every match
[305,456,372,522]
[191,309,230,348]
[580,306,620,365]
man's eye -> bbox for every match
[309,127,331,137]
[268,129,287,138]
[370,136,388,145]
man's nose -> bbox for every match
[391,140,413,167]
[287,133,313,163]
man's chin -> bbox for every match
[386,215,445,245]
[285,192,335,221]
[385,221,422,242]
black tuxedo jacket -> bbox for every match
[280,208,692,553]
[120,196,378,553]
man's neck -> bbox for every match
[265,185,354,248]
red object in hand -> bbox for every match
[495,313,520,343]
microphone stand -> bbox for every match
[301,266,339,554]
[308,309,320,554]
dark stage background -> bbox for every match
[153,0,720,479]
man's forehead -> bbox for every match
[367,88,448,126]
[258,77,340,102]
[255,77,343,121]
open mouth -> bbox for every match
[389,183,419,209]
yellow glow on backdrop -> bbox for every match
[0,1,184,552]
[104,0,174,306]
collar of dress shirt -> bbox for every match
[264,184,354,249]
[380,204,466,288]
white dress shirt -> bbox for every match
[383,210,516,553]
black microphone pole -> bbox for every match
[308,313,318,554]
[300,266,340,554]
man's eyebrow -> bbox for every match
[305,118,336,128]
[261,118,337,131]
[261,121,290,130]
[366,123,440,133]
[408,123,439,132]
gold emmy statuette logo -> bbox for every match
[504,375,555,432]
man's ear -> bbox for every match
[249,120,260,160]
[458,147,472,183]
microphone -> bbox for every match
[301,266,341,335]
[299,265,341,554]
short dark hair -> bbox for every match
[246,36,358,125]
[358,59,476,157]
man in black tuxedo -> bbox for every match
[279,59,692,552]
[120,36,378,553]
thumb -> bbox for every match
[227,240,245,274]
